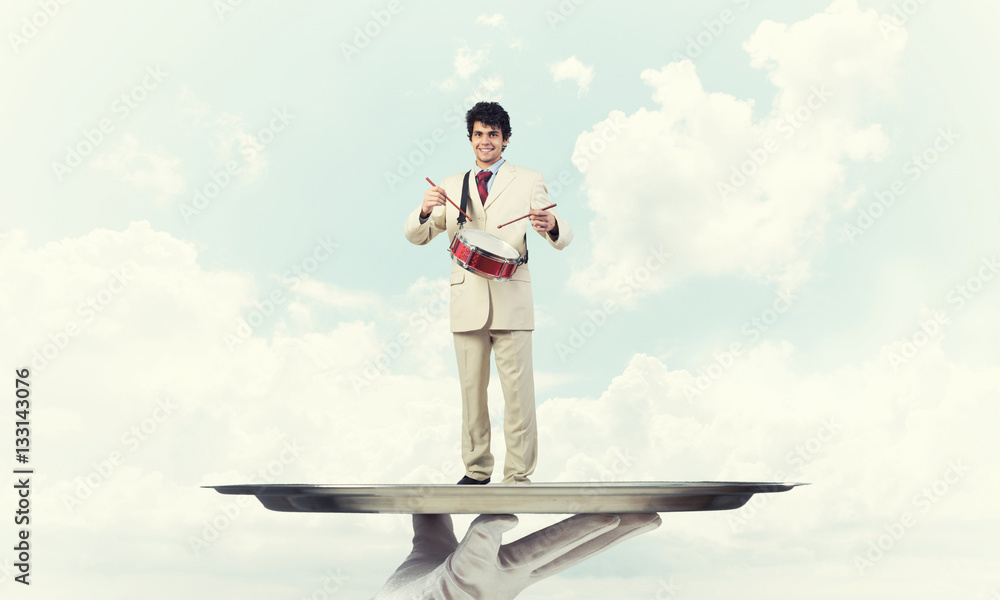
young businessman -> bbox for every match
[403,102,572,485]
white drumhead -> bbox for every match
[460,229,520,260]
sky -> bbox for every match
[1,0,998,598]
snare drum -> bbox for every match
[449,229,524,281]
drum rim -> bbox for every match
[455,229,521,264]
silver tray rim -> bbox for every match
[209,481,805,495]
[205,481,807,514]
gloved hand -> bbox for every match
[374,512,661,599]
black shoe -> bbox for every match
[457,475,491,485]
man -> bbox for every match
[403,102,572,485]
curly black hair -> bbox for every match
[465,102,511,150]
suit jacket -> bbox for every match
[403,161,572,332]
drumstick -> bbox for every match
[425,177,473,222]
[497,204,557,229]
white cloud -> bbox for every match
[476,13,505,27]
[291,277,381,310]
[533,339,999,588]
[477,75,504,98]
[438,45,494,92]
[568,0,905,303]
[439,73,504,102]
[0,221,469,595]
[550,55,594,96]
[176,86,269,180]
[455,45,489,79]
[2,219,996,596]
[91,133,185,202]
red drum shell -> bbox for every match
[449,230,522,281]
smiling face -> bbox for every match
[470,121,508,168]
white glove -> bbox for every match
[374,512,661,599]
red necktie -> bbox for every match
[476,170,492,204]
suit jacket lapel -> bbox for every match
[484,162,515,211]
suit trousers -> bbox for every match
[453,314,536,485]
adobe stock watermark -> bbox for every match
[885,310,949,371]
[728,417,841,533]
[572,111,628,171]
[384,75,505,191]
[213,0,248,20]
[179,107,294,223]
[717,83,834,201]
[350,284,459,394]
[564,447,638,513]
[188,438,305,555]
[944,254,999,311]
[652,578,682,600]
[7,0,72,54]
[556,246,670,362]
[544,169,578,201]
[853,459,970,575]
[396,446,467,521]
[28,260,137,373]
[340,0,404,63]
[879,0,931,40]
[545,0,589,30]
[299,567,349,600]
[684,288,797,402]
[61,396,179,513]
[179,160,240,223]
[224,236,338,351]
[415,440,466,488]
[52,65,169,182]
[671,0,754,63]
[887,253,997,370]
[844,126,959,243]
[239,107,295,164]
[517,446,639,538]
[384,129,448,191]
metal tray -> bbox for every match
[207,481,804,514]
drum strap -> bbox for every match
[460,171,529,265]
[459,172,471,228]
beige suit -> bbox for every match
[403,161,572,483]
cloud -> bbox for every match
[477,75,504,99]
[2,219,996,596]
[476,13,505,27]
[568,0,906,303]
[550,55,594,96]
[292,277,381,311]
[455,45,489,79]
[175,86,270,180]
[91,133,185,202]
[0,221,470,594]
[438,45,494,91]
[533,338,999,582]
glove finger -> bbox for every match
[527,513,661,579]
[450,514,519,572]
[499,514,620,570]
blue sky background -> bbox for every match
[2,0,998,598]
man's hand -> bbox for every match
[528,209,558,236]
[374,512,661,599]
[421,186,447,219]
